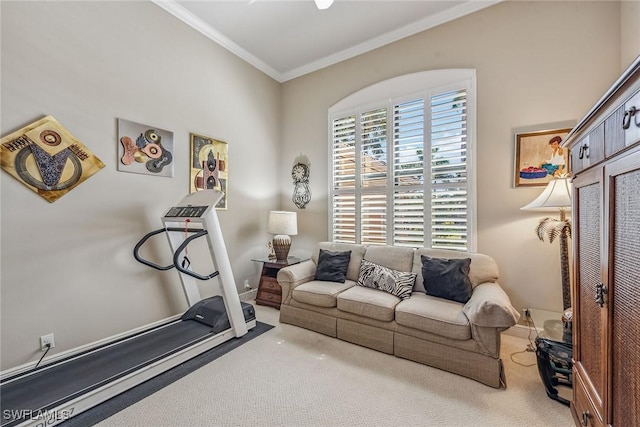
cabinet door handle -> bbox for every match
[578,144,590,159]
[581,410,590,426]
[595,283,607,307]
[623,105,637,130]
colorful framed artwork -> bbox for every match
[514,127,572,187]
[0,115,105,203]
[189,133,228,210]
[117,118,174,177]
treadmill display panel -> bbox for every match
[165,205,208,218]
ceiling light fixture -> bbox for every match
[314,0,333,10]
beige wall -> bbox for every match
[280,1,622,318]
[0,1,281,370]
[621,0,640,70]
[1,0,636,371]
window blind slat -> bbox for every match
[393,99,425,191]
[332,116,357,191]
[361,193,386,245]
[332,193,356,243]
[361,108,387,189]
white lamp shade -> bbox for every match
[521,177,572,211]
[268,211,298,235]
[314,0,333,10]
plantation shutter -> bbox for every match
[331,116,356,243]
[430,89,468,250]
[360,108,387,245]
[393,99,425,247]
[329,71,474,251]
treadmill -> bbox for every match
[0,190,256,427]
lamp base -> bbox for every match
[272,235,291,262]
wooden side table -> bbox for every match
[251,257,306,309]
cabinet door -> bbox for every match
[604,148,640,427]
[572,167,607,427]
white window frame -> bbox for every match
[328,69,477,251]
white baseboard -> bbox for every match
[239,289,257,302]
[503,323,540,340]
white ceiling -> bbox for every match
[152,0,502,82]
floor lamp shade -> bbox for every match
[268,211,298,261]
[521,177,572,211]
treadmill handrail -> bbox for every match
[134,227,204,272]
[172,230,220,281]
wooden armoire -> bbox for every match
[562,55,640,427]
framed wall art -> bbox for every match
[514,127,572,187]
[189,133,228,210]
[117,118,174,177]
[0,115,105,203]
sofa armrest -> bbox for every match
[277,260,317,305]
[463,282,520,329]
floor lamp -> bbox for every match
[521,177,572,311]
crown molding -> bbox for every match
[151,0,282,81]
[152,0,503,83]
[280,1,502,82]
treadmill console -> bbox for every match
[165,205,208,218]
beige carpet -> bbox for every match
[98,304,573,427]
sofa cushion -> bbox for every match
[421,255,473,303]
[364,245,414,272]
[293,280,356,308]
[357,259,416,300]
[412,248,499,292]
[314,249,351,283]
[395,293,471,340]
[313,242,367,282]
[337,286,400,322]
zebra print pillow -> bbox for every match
[357,259,416,300]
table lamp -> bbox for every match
[521,177,572,310]
[268,211,298,262]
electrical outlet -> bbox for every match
[523,308,531,319]
[40,333,55,351]
[243,279,251,291]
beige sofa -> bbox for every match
[277,242,520,388]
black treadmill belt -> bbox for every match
[1,320,214,426]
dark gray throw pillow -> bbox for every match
[315,249,352,283]
[421,255,473,303]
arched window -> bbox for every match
[328,69,476,251]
